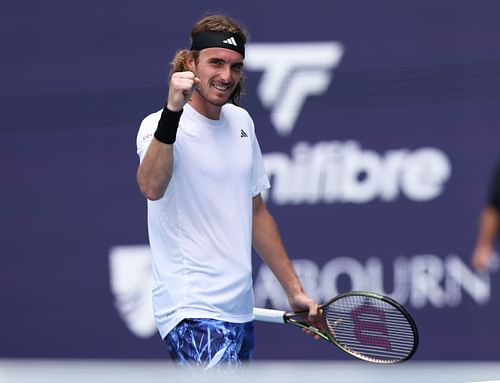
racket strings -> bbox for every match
[324,295,417,363]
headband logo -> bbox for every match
[222,37,238,46]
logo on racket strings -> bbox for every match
[351,304,392,351]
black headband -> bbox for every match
[190,31,245,57]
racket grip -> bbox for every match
[253,308,286,323]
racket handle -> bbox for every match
[253,308,286,323]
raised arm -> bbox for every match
[137,71,199,200]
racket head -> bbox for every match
[321,291,419,364]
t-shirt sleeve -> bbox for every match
[488,159,500,211]
[136,111,161,163]
[250,128,271,197]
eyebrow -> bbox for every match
[206,56,244,66]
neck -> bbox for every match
[188,93,222,120]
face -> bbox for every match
[188,47,244,114]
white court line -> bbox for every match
[465,381,500,383]
[1,360,500,383]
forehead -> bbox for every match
[198,47,244,63]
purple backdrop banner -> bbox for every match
[1,0,500,360]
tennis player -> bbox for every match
[136,14,319,368]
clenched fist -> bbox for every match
[167,71,200,112]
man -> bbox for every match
[472,158,500,271]
[136,14,319,368]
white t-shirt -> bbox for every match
[136,103,270,339]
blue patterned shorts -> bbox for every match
[164,318,255,369]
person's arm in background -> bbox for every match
[472,160,500,271]
[472,206,499,271]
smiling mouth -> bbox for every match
[212,83,232,92]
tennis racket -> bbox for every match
[253,291,419,364]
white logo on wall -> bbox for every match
[109,245,156,338]
[254,255,497,310]
[263,141,452,205]
[246,42,344,136]
[246,42,451,204]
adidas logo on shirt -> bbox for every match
[223,37,238,46]
[240,129,248,138]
